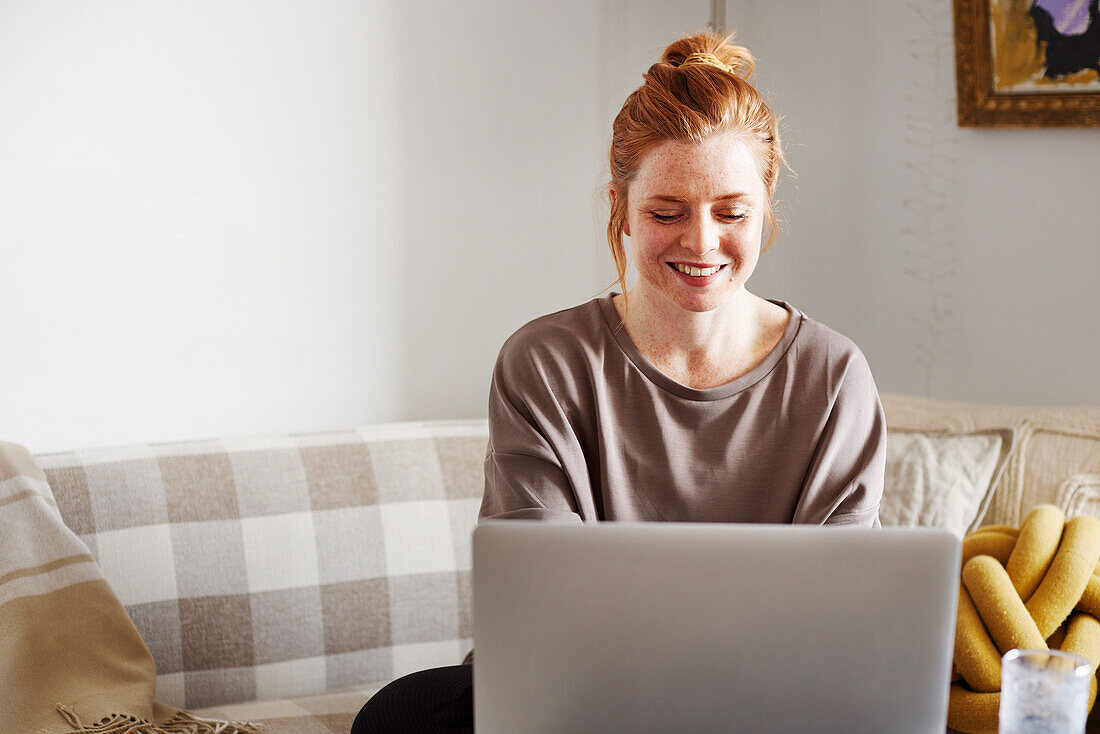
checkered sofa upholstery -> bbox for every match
[35,419,487,730]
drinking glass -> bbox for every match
[999,648,1093,734]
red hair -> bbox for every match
[606,31,785,307]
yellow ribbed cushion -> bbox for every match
[949,505,1100,733]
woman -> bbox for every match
[352,29,884,734]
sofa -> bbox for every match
[24,419,486,733]
[11,393,1100,732]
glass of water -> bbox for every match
[999,648,1093,734]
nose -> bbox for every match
[682,214,719,255]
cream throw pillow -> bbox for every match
[881,428,1014,536]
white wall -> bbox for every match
[7,0,1095,455]
[391,0,710,422]
[725,0,1100,407]
[1,0,709,453]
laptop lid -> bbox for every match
[473,521,960,734]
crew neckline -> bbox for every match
[597,293,804,401]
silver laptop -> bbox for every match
[472,521,960,734]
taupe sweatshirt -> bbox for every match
[480,294,884,527]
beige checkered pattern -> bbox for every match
[35,420,487,711]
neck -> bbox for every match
[617,287,758,369]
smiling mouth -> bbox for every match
[668,262,727,277]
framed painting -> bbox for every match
[953,0,1100,126]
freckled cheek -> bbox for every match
[723,235,753,258]
[633,229,677,260]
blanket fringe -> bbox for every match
[39,703,263,734]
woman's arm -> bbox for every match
[791,350,886,528]
[479,334,585,523]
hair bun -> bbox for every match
[662,31,754,78]
[682,52,738,76]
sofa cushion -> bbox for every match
[882,394,1100,529]
[881,427,1014,535]
[193,680,388,733]
[34,420,488,710]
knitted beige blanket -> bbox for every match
[0,441,260,734]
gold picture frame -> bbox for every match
[953,0,1100,127]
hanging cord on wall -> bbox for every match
[708,0,726,34]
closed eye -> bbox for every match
[650,211,748,223]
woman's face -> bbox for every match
[621,133,768,315]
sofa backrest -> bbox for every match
[35,420,487,710]
[36,395,1100,708]
[882,393,1100,528]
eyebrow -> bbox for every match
[645,193,750,204]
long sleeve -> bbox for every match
[791,349,886,528]
[479,330,585,523]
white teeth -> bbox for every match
[674,263,721,277]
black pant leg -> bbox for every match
[351,664,473,734]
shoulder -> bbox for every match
[783,305,878,397]
[780,308,885,459]
[494,298,607,384]
[787,307,870,370]
[497,298,605,364]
